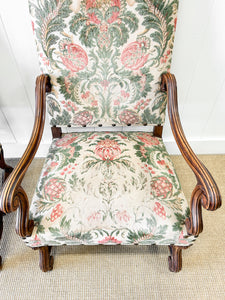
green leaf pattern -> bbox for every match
[25,132,195,247]
[29,0,179,126]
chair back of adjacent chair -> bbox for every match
[29,0,179,127]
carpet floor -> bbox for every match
[0,155,224,300]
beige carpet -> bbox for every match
[0,155,224,300]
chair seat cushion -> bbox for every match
[25,132,195,247]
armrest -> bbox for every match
[0,74,51,237]
[161,72,221,236]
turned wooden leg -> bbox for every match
[39,246,54,272]
[168,245,184,272]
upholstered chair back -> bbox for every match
[29,0,179,127]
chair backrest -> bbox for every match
[29,0,179,127]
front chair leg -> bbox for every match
[38,246,54,272]
[168,245,186,272]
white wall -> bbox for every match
[0,0,225,157]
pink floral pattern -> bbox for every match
[137,133,160,146]
[60,43,88,73]
[154,202,166,219]
[98,236,122,245]
[51,204,63,222]
[116,210,130,223]
[44,178,66,201]
[95,139,121,160]
[121,39,150,70]
[118,110,139,125]
[25,132,195,247]
[73,111,93,126]
[26,0,195,249]
[29,0,179,126]
[151,176,173,199]
[55,134,78,147]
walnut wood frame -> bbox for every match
[0,72,221,272]
[0,74,51,240]
[161,72,221,238]
[34,246,54,272]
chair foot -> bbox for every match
[39,246,54,272]
[168,245,184,272]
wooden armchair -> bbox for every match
[0,0,221,272]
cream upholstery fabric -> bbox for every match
[25,132,194,247]
[29,0,179,126]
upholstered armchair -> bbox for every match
[0,0,221,272]
[0,144,13,269]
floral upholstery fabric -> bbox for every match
[25,132,194,247]
[29,0,179,127]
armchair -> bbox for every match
[0,0,221,272]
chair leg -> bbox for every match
[168,245,185,272]
[39,246,54,272]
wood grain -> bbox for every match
[0,74,51,237]
[153,125,163,138]
[38,246,54,272]
[168,245,189,272]
[51,126,62,139]
[161,72,222,236]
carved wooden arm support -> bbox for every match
[0,74,51,237]
[161,72,221,236]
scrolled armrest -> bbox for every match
[0,74,51,237]
[161,72,221,236]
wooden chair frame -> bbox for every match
[0,73,221,272]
